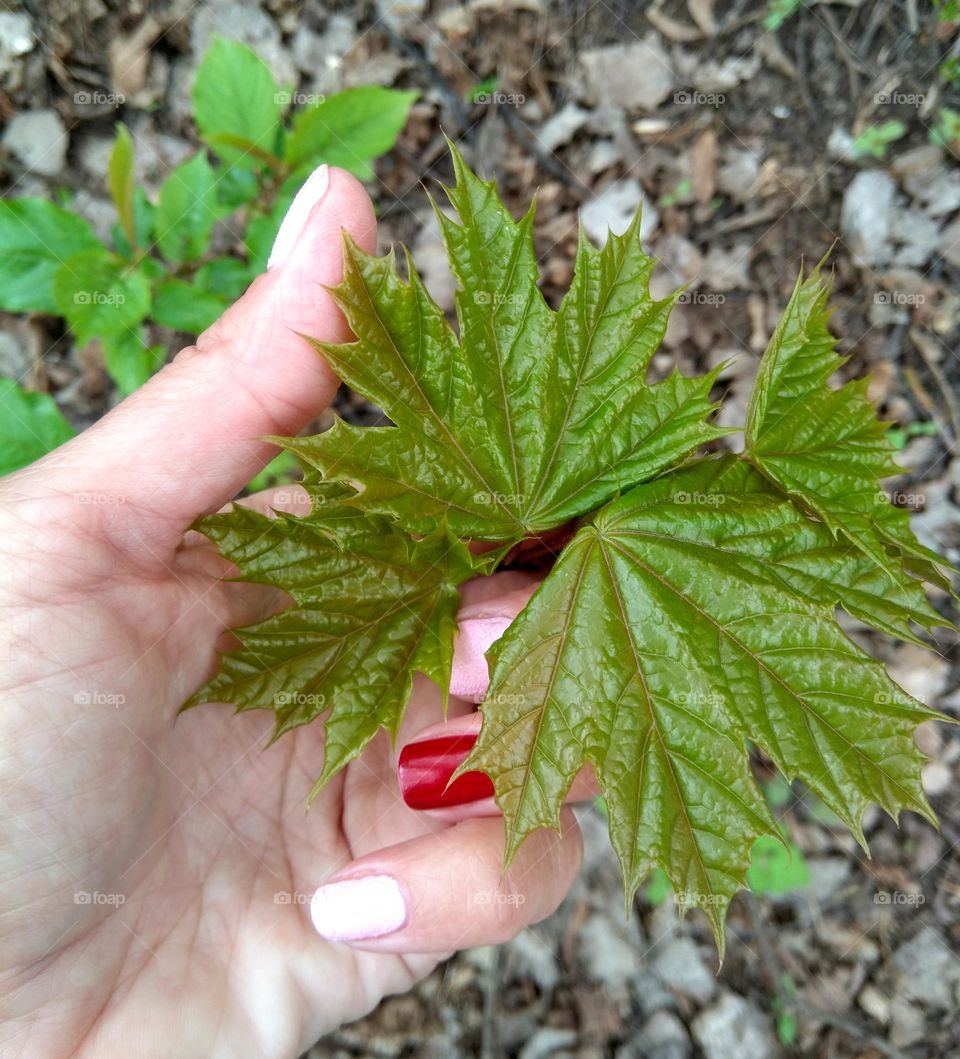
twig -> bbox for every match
[480,945,502,1059]
[498,104,591,194]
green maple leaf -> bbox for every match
[188,145,953,950]
[184,483,479,791]
[461,456,941,951]
[283,144,726,540]
[745,268,952,591]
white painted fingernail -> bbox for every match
[267,164,330,270]
[310,874,407,941]
[449,615,513,699]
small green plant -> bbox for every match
[765,0,805,31]
[940,56,960,91]
[852,120,907,159]
[187,144,953,954]
[931,106,960,149]
[0,37,417,476]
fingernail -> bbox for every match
[449,615,513,699]
[398,731,495,810]
[267,164,330,270]
[310,874,407,941]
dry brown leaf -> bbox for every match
[690,128,717,206]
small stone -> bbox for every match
[887,643,949,705]
[579,36,675,112]
[581,179,658,246]
[0,11,32,82]
[940,215,960,269]
[826,126,858,162]
[504,928,561,992]
[536,103,589,153]
[191,0,298,89]
[619,1010,691,1059]
[716,146,761,199]
[923,760,952,796]
[858,984,891,1024]
[2,110,68,176]
[77,133,115,179]
[893,145,960,216]
[892,926,960,1009]
[651,937,717,1002]
[841,170,896,267]
[587,140,623,172]
[889,995,926,1048]
[699,243,750,291]
[692,992,783,1059]
[518,1027,578,1059]
[375,0,428,32]
[578,913,640,988]
[804,856,851,905]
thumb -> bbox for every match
[34,165,376,546]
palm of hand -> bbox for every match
[0,492,440,1057]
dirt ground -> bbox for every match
[4,1,960,1056]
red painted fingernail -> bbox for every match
[398,732,495,810]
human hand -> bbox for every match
[0,166,583,1058]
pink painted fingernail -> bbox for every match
[310,874,407,941]
[449,615,513,699]
[267,164,330,270]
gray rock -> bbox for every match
[0,11,32,82]
[518,1027,579,1059]
[412,209,457,312]
[651,936,717,1002]
[77,133,115,179]
[804,856,851,905]
[892,926,960,1009]
[841,169,896,267]
[504,928,561,992]
[579,37,675,112]
[622,1010,691,1059]
[893,145,960,216]
[536,103,589,153]
[939,215,960,268]
[292,15,358,97]
[889,995,926,1048]
[0,319,34,382]
[375,0,428,32]
[692,992,782,1059]
[2,110,67,176]
[633,969,677,1017]
[578,913,640,988]
[581,179,658,247]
